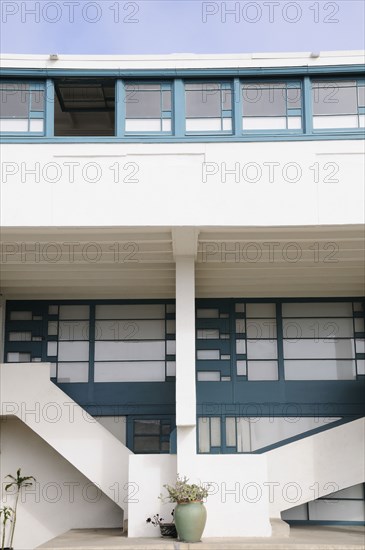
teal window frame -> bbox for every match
[240,79,303,135]
[123,80,173,136]
[184,79,233,135]
[311,77,365,133]
[0,80,47,136]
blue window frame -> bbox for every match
[241,80,303,133]
[127,415,176,454]
[312,78,365,131]
[185,81,233,134]
[0,80,46,135]
[124,82,173,134]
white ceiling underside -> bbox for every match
[0,226,364,299]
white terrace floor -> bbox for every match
[37,526,365,550]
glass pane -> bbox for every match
[196,308,219,318]
[237,360,247,375]
[134,436,160,453]
[313,115,359,129]
[95,319,165,340]
[282,302,353,317]
[358,86,365,107]
[166,320,176,334]
[354,318,365,332]
[7,352,31,362]
[162,90,171,111]
[312,81,358,115]
[242,85,286,116]
[186,88,221,117]
[0,89,29,118]
[283,318,354,339]
[59,305,89,320]
[30,90,45,111]
[59,321,89,340]
[197,329,220,339]
[236,339,246,354]
[94,361,165,382]
[10,311,32,320]
[9,331,32,341]
[356,339,365,353]
[197,349,220,360]
[95,340,165,361]
[198,418,210,452]
[235,320,246,334]
[247,361,278,380]
[126,89,161,118]
[57,362,89,383]
[134,419,160,435]
[166,361,176,376]
[358,360,365,375]
[226,417,236,447]
[47,342,58,356]
[96,304,165,319]
[247,340,277,359]
[287,88,302,108]
[284,359,356,380]
[197,371,220,381]
[235,303,245,313]
[48,305,59,315]
[125,119,161,131]
[48,321,58,336]
[236,418,251,452]
[283,339,354,359]
[246,319,277,339]
[210,417,221,447]
[246,303,276,318]
[166,340,176,355]
[58,341,89,361]
[186,118,222,131]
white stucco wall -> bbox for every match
[0,417,123,550]
[1,140,364,228]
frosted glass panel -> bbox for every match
[10,311,32,320]
[236,418,251,452]
[166,361,176,376]
[162,119,171,131]
[197,329,220,339]
[197,349,220,360]
[94,361,165,382]
[7,352,31,362]
[198,418,210,452]
[95,304,164,319]
[197,309,219,318]
[243,117,286,130]
[284,360,356,380]
[226,418,236,447]
[283,339,354,359]
[287,117,302,129]
[282,302,353,317]
[186,118,222,131]
[246,303,276,318]
[246,319,277,339]
[247,361,278,381]
[48,305,59,315]
[313,115,358,129]
[0,119,28,131]
[166,320,176,334]
[58,342,89,361]
[222,118,232,130]
[235,320,245,334]
[29,119,43,132]
[237,360,247,375]
[125,119,161,131]
[354,318,365,332]
[357,360,365,375]
[353,302,364,312]
[50,363,57,377]
[236,339,246,354]
[283,318,354,339]
[47,342,58,356]
[211,417,221,447]
[95,340,165,361]
[9,332,32,341]
[59,305,89,320]
[355,339,365,353]
[235,303,245,313]
[57,363,89,383]
[48,321,58,336]
[197,371,220,381]
[166,340,176,355]
[95,320,164,340]
[247,340,277,359]
[59,321,89,340]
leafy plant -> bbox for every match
[0,507,14,550]
[160,475,209,503]
[4,469,36,549]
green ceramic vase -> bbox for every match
[174,501,207,543]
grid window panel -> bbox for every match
[125,83,172,133]
[0,81,46,134]
[185,82,232,133]
[312,80,363,129]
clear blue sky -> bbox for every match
[1,0,364,54]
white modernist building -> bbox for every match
[0,51,364,550]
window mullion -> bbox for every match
[116,80,125,138]
[303,77,313,134]
[173,79,185,137]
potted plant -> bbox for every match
[146,511,177,538]
[160,475,209,543]
[0,506,14,550]
[3,469,36,550]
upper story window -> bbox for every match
[125,83,172,133]
[241,81,302,131]
[185,82,232,132]
[312,79,365,130]
[0,81,45,134]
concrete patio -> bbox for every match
[37,525,365,550]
